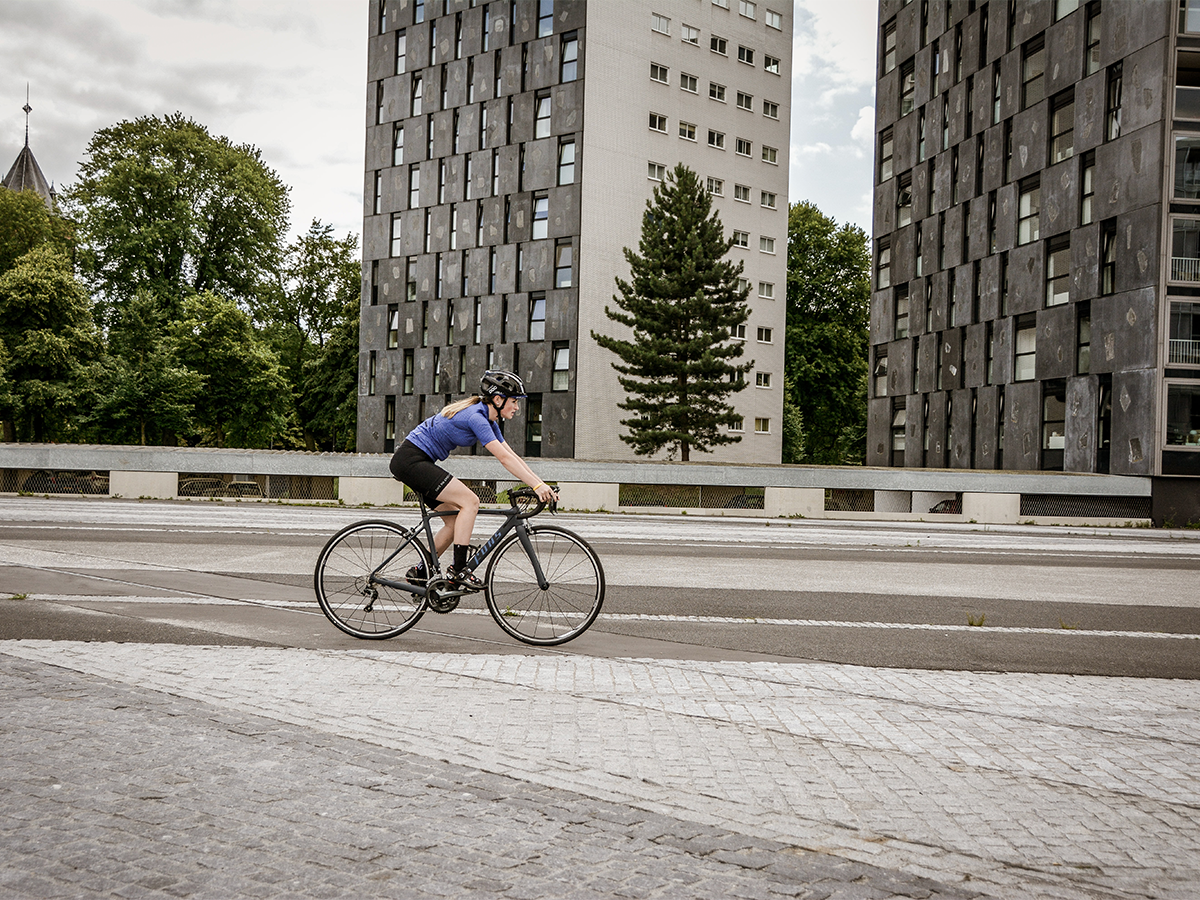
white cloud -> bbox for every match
[850,105,876,146]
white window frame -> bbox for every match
[735,137,752,156]
[756,326,773,343]
[754,417,771,434]
[732,229,749,247]
[758,281,774,298]
[650,62,669,83]
[736,91,754,110]
[648,161,667,181]
[737,45,755,65]
[755,371,771,388]
[713,0,729,8]
[763,100,779,119]
[764,54,780,75]
[651,12,670,34]
[649,112,668,133]
[760,191,776,209]
[759,235,776,253]
[709,82,727,102]
[708,129,726,149]
[762,145,778,164]
[729,416,745,432]
[708,176,726,196]
[739,0,757,19]
[681,23,700,44]
[679,121,697,141]
[731,323,747,340]
[765,9,782,29]
[711,35,728,55]
[733,183,751,203]
[681,72,699,93]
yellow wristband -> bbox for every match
[534,483,547,491]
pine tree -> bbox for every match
[592,164,751,461]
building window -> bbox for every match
[1106,63,1122,140]
[532,194,549,239]
[1081,151,1096,223]
[652,12,670,33]
[1173,218,1200,282]
[561,33,578,81]
[650,62,669,83]
[1167,384,1200,445]
[407,165,420,207]
[1042,380,1067,469]
[387,303,400,349]
[1015,314,1037,381]
[897,172,912,227]
[555,240,573,287]
[877,240,891,289]
[1018,177,1040,245]
[529,292,546,341]
[763,100,778,119]
[1177,137,1200,199]
[882,18,897,74]
[731,229,748,247]
[681,24,700,44]
[395,28,407,74]
[1086,2,1102,74]
[1101,218,1117,293]
[1022,37,1045,109]
[739,0,756,18]
[759,236,776,253]
[410,74,422,116]
[1051,93,1074,162]
[737,46,755,65]
[373,170,383,215]
[764,54,780,75]
[756,326,773,343]
[731,322,746,340]
[761,145,778,164]
[535,92,551,139]
[736,91,754,111]
[917,108,927,161]
[729,416,744,432]
[754,417,771,434]
[708,129,726,149]
[558,138,575,185]
[900,59,915,116]
[755,372,771,388]
[894,284,909,338]
[914,222,923,277]
[1046,235,1071,306]
[734,183,751,202]
[551,341,570,390]
[761,191,776,209]
[758,281,774,299]
[709,177,726,196]
[879,128,894,181]
[649,112,668,132]
[709,81,727,101]
[648,161,667,181]
[679,121,697,141]
[711,35,728,55]
[390,213,403,257]
[1056,0,1080,20]
[1078,302,1092,373]
[735,137,752,156]
[681,72,699,92]
[766,9,782,29]
[402,349,414,395]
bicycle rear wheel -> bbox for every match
[314,520,431,639]
[484,525,604,645]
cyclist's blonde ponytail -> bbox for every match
[440,396,482,418]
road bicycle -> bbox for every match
[314,486,604,646]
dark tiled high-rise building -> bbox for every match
[358,0,792,463]
[869,0,1200,510]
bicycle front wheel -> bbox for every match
[314,520,431,639]
[484,525,604,645]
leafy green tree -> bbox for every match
[80,292,204,445]
[591,164,751,461]
[258,220,361,450]
[0,246,102,442]
[62,113,290,323]
[0,186,73,276]
[784,201,871,465]
[299,297,360,452]
[170,291,290,448]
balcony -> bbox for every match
[1173,257,1200,282]
[1171,339,1200,365]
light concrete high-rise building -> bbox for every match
[869,0,1200,519]
[358,0,792,464]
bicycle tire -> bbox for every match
[314,520,431,639]
[484,524,604,645]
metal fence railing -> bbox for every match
[617,484,765,509]
[1019,494,1152,519]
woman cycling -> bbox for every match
[389,370,558,591]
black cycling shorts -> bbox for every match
[389,440,454,507]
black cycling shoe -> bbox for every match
[446,567,484,592]
[405,565,428,586]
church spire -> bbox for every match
[3,88,56,207]
[23,84,31,148]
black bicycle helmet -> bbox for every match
[480,370,527,399]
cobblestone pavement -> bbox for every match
[3,641,1198,899]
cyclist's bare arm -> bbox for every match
[484,439,558,503]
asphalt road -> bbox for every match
[2,496,1200,677]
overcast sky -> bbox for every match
[0,0,879,245]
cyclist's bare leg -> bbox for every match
[431,505,458,559]
[434,478,480,551]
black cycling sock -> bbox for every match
[453,544,469,571]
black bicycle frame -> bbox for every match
[368,498,549,596]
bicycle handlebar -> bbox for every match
[507,485,557,518]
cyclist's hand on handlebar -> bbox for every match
[534,482,558,504]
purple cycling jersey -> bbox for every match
[405,402,504,461]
